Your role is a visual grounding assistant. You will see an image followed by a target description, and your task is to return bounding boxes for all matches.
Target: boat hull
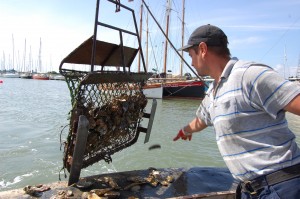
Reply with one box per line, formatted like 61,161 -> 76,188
20,76 -> 32,79
32,74 -> 49,80
2,73 -> 20,78
20,73 -> 32,79
49,74 -> 65,80
163,80 -> 205,98
143,83 -> 163,99
143,80 -> 205,99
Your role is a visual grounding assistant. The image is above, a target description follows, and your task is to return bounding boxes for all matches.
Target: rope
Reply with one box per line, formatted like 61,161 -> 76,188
163,80 -> 200,97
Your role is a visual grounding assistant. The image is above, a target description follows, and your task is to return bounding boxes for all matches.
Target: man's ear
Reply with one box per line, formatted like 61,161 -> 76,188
199,42 -> 208,55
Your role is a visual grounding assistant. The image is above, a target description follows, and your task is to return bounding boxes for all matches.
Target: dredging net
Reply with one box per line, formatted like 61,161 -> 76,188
61,70 -> 150,172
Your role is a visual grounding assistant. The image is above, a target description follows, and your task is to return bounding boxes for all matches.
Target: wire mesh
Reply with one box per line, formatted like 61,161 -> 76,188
61,70 -> 149,171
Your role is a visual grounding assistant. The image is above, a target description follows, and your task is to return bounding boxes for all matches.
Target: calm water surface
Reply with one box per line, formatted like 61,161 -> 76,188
0,77 -> 299,191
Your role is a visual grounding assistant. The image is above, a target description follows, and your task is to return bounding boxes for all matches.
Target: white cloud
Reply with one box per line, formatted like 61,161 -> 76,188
230,36 -> 264,48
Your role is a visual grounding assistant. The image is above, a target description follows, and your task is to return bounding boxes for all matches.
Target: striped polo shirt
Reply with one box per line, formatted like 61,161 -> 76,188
197,57 -> 300,181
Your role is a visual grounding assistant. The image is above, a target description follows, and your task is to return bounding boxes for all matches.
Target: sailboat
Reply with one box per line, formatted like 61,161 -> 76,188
142,0 -> 205,99
3,72 -> 20,78
3,34 -> 20,78
32,38 -> 49,80
20,39 -> 33,79
288,54 -> 300,82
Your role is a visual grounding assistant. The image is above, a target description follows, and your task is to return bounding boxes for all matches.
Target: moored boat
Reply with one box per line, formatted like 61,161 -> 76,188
49,74 -> 65,80
2,73 -> 20,78
139,0 -> 206,99
32,73 -> 49,80
143,81 -> 163,98
144,78 -> 205,99
163,79 -> 205,98
20,72 -> 32,79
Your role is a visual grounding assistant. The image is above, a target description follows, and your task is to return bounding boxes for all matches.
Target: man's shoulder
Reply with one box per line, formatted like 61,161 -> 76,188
234,59 -> 270,70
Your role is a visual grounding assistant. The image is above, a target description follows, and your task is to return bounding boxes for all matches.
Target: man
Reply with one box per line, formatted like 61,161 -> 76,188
174,24 -> 300,198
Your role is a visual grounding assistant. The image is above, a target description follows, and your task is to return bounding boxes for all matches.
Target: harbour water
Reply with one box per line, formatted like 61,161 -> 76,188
0,77 -> 300,192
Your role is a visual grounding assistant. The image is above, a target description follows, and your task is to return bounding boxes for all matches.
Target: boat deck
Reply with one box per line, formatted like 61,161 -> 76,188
0,167 -> 237,198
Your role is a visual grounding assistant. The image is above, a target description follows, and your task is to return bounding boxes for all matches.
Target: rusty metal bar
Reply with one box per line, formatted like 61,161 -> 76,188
68,115 -> 89,186
119,31 -> 127,72
98,22 -> 138,37
106,0 -> 147,73
144,99 -> 157,143
91,0 -> 101,72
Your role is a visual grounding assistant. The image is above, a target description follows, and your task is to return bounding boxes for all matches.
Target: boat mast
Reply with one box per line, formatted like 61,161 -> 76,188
297,54 -> 300,79
137,1 -> 143,73
17,50 -> 20,71
141,0 -> 204,82
163,0 -> 171,74
29,46 -> 32,72
39,38 -> 42,72
12,34 -> 14,71
284,45 -> 287,78
2,51 -> 5,71
180,0 -> 185,77
23,39 -> 27,72
146,6 -> 149,71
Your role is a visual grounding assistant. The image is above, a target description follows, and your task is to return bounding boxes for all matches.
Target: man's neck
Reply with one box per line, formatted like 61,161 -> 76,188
210,57 -> 230,80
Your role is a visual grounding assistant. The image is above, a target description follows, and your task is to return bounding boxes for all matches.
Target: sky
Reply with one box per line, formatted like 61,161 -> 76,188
0,0 -> 299,78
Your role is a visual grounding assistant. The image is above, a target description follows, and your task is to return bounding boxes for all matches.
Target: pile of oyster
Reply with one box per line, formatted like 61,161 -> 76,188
85,92 -> 147,153
65,92 -> 148,169
79,169 -> 174,199
88,93 -> 146,133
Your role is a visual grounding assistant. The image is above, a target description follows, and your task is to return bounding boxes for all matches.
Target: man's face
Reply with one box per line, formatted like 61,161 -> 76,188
188,44 -> 208,76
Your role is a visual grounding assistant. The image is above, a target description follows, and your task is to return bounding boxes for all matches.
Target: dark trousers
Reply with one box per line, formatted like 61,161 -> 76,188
240,177 -> 300,199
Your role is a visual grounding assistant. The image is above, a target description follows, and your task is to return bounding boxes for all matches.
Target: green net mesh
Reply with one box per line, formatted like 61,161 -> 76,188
61,69 -> 150,171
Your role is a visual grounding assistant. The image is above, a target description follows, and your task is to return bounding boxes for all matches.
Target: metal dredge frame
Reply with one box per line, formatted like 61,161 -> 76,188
59,0 -> 154,176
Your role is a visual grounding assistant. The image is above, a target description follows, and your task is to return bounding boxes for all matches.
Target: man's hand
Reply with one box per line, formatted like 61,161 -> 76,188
173,129 -> 192,141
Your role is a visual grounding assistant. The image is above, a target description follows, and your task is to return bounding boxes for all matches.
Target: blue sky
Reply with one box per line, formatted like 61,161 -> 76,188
0,0 -> 299,78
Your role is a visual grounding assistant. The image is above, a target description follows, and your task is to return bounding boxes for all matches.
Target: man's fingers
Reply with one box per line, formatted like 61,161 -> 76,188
173,135 -> 180,141
173,130 -> 191,141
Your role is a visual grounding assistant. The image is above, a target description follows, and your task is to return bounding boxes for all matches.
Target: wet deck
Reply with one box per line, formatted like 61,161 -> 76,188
0,167 -> 237,198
